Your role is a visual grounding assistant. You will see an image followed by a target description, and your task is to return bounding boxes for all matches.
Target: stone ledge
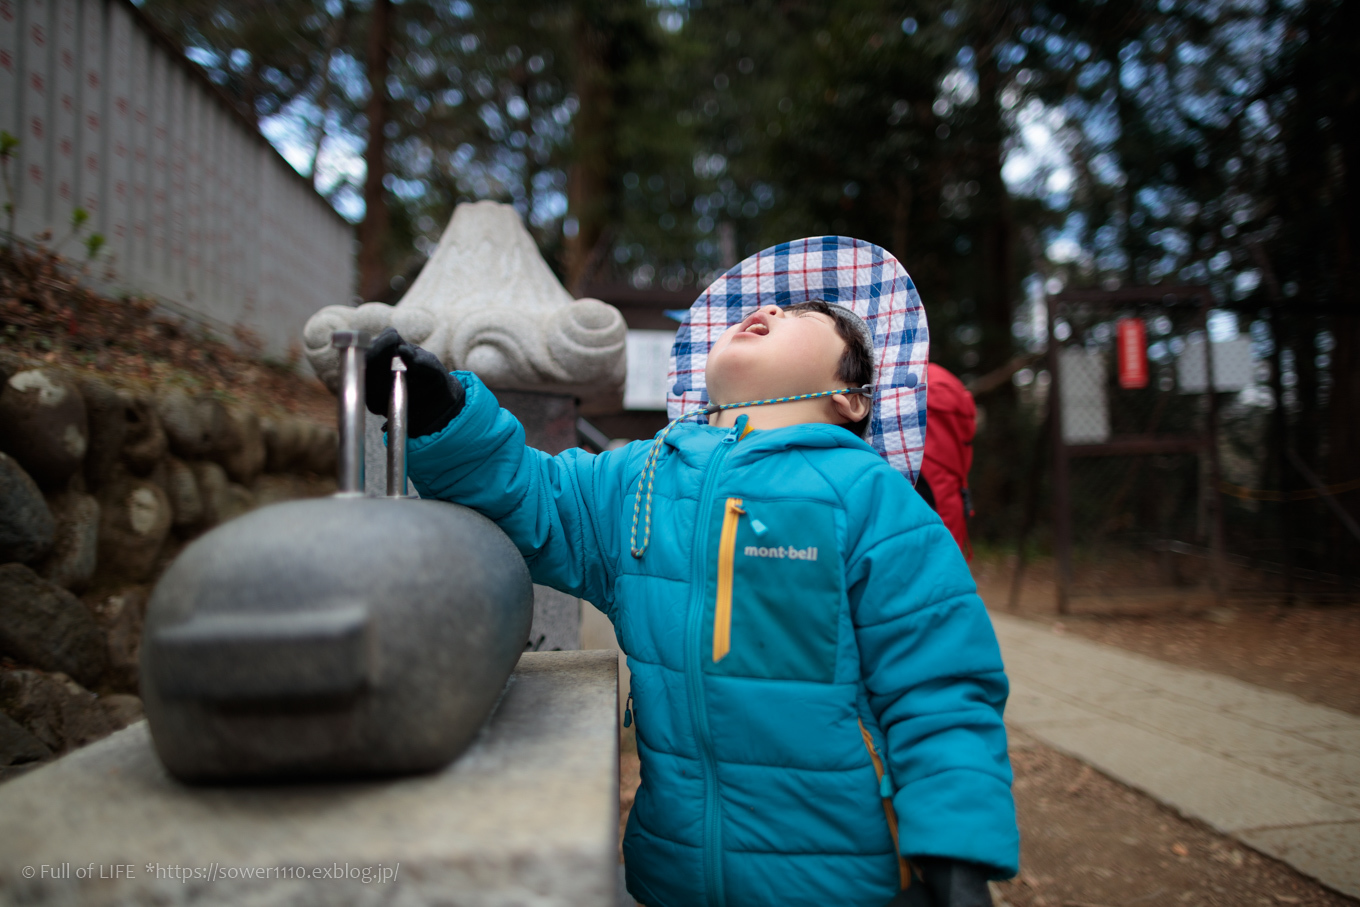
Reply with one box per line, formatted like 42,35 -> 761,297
0,650 -> 619,907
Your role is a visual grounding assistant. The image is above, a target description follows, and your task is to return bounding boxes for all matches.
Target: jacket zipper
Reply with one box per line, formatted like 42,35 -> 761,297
712,498 -> 745,663
687,418 -> 744,907
857,718 -> 912,890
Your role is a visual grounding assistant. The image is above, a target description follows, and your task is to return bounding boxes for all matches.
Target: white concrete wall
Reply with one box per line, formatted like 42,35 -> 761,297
0,0 -> 354,358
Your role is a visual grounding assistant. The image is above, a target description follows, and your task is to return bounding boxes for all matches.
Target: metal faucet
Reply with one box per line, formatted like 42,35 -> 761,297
331,329 -> 411,499
387,357 -> 409,497
332,330 -> 370,496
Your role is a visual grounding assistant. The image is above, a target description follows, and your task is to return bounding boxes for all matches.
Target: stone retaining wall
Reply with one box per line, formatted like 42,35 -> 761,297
0,362 -> 338,781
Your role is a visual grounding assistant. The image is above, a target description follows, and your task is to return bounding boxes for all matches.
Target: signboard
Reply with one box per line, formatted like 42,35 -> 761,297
1176,335 -> 1253,393
624,330 -> 676,411
1059,348 -> 1110,445
1116,317 -> 1148,389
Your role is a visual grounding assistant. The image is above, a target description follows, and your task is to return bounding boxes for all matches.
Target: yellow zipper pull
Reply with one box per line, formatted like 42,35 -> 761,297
713,497 -> 745,663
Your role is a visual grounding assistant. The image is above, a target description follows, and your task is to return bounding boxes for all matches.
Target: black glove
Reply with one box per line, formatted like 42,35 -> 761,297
886,859 -> 994,907
363,327 -> 466,438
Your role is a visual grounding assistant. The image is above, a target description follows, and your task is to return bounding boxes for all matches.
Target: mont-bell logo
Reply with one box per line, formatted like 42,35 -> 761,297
743,545 -> 818,561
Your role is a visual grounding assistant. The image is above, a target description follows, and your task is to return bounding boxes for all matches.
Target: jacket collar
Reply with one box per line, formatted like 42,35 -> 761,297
660,419 -> 874,467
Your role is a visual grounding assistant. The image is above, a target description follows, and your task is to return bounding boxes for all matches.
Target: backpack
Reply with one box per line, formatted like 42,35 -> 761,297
918,363 -> 976,560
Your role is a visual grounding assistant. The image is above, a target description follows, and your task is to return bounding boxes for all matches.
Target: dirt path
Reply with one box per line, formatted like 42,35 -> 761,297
971,555 -> 1360,717
993,727 -> 1354,907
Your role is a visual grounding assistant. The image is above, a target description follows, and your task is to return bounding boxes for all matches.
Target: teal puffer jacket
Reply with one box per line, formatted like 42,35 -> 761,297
407,374 -> 1018,907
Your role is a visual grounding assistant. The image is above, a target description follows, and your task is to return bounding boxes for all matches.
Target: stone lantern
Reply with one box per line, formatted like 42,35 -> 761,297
301,202 -> 628,652
303,200 -> 626,413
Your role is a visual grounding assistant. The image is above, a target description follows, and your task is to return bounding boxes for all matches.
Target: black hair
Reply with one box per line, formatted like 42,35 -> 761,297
784,299 -> 873,436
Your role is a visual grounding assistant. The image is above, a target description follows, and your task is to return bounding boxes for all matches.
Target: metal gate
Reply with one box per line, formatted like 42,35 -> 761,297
1046,287 -> 1226,612
1037,284 -> 1359,612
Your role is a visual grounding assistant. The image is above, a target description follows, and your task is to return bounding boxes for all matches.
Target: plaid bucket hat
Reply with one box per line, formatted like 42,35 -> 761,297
666,235 -> 930,483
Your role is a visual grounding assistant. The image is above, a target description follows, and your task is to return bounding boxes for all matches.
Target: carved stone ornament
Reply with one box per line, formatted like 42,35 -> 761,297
304,201 -> 627,412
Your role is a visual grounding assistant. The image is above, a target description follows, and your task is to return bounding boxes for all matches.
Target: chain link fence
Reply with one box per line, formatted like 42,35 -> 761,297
1039,288 -> 1358,612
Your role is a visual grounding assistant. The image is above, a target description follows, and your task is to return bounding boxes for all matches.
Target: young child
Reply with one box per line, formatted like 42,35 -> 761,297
365,237 -> 1018,907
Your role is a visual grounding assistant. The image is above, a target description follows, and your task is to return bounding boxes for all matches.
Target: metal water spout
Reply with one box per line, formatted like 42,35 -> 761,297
387,356 -> 409,497
140,332 -> 534,782
333,329 -> 368,496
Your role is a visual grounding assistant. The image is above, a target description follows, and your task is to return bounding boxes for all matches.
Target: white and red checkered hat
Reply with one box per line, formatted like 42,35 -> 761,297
666,236 -> 930,483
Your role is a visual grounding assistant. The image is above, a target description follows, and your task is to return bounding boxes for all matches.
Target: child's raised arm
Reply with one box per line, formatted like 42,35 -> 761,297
402,370 -> 633,620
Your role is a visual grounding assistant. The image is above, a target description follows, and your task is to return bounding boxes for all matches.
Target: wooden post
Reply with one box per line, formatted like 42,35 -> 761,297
1201,301 -> 1229,603
1048,296 -> 1072,614
1007,403 -> 1051,612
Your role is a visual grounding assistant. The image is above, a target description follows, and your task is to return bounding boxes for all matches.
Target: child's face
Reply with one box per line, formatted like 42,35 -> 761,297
705,305 -> 849,406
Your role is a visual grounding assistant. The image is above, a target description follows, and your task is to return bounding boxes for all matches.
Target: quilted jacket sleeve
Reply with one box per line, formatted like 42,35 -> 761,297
843,462 -> 1019,878
403,372 -> 632,621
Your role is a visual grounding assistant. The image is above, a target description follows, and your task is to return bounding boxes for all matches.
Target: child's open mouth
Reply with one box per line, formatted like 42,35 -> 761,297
735,314 -> 771,336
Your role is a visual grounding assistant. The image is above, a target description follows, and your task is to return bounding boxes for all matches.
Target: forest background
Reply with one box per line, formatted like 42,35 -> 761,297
136,0 -> 1359,577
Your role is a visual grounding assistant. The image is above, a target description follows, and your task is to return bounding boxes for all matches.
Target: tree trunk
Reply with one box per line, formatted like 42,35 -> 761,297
976,161 -> 1015,373
1324,137 -> 1359,559
1326,0 -> 1360,510
973,5 -> 1018,378
564,3 -> 614,295
357,0 -> 392,303
1328,314 -> 1359,480
891,175 -> 913,265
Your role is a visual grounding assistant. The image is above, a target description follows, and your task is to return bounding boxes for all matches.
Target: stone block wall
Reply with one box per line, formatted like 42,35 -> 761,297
0,362 -> 338,782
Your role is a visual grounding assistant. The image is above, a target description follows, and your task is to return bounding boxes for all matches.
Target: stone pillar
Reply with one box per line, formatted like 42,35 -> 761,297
496,390 -> 579,454
0,651 -> 620,907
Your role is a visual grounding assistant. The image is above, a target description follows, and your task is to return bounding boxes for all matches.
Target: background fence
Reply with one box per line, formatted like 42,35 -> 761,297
1038,288 -> 1360,613
0,0 -> 354,358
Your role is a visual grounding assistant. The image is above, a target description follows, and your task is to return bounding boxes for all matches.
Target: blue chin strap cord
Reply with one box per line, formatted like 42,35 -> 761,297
629,385 -> 873,558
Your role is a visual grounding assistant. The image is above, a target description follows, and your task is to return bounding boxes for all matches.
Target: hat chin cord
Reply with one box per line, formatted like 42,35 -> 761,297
629,385 -> 874,558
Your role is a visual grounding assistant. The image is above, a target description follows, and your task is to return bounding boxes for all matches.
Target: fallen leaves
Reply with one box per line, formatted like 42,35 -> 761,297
1065,765 -> 1094,796
0,244 -> 334,425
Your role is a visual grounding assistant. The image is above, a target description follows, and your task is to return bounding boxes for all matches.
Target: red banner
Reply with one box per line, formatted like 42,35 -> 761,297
1117,317 -> 1148,389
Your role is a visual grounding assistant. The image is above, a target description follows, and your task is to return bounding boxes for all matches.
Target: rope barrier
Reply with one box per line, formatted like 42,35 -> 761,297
1219,477 -> 1360,502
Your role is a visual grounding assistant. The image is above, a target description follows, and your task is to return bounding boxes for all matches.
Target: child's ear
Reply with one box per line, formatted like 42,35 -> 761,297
831,391 -> 870,424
